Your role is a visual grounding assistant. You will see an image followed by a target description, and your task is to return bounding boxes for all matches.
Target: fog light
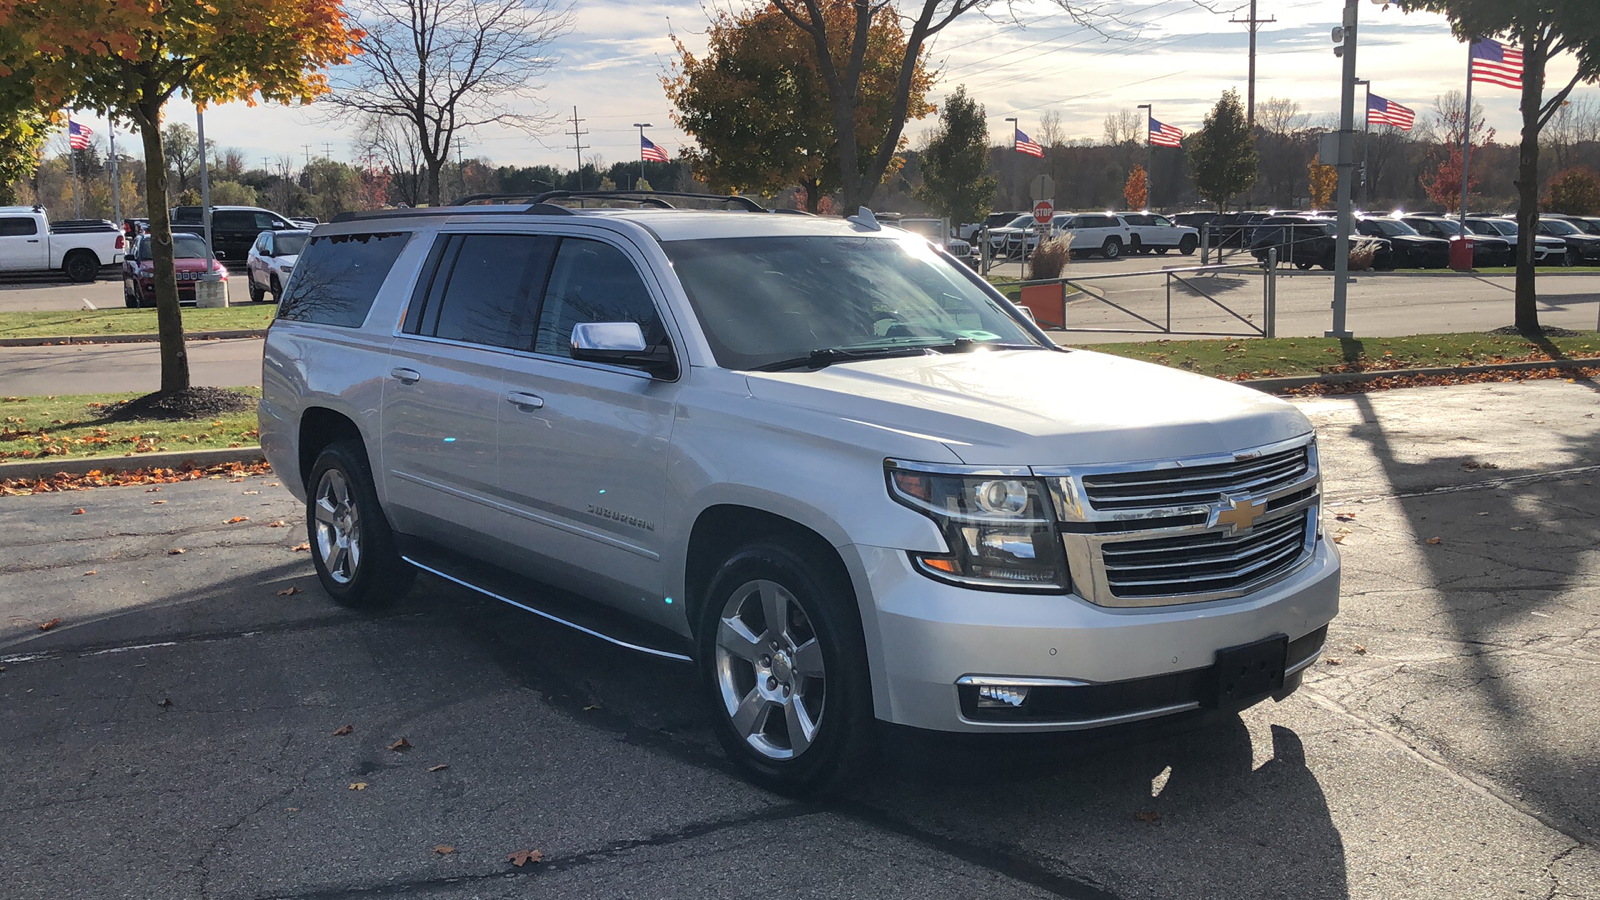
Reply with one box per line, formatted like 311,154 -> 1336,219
976,685 -> 1030,708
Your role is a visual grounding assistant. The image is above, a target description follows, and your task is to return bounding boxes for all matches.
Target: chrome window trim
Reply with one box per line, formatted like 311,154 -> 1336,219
389,331 -> 659,381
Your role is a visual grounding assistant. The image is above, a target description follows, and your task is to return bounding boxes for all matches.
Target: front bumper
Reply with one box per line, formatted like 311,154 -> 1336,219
846,538 -> 1340,733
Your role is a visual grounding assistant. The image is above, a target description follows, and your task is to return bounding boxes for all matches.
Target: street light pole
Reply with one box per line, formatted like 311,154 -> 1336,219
632,123 -> 652,191
1004,117 -> 1018,207
1136,103 -> 1152,208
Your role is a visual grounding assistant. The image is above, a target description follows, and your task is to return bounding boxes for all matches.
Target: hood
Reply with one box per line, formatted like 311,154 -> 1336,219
1389,234 -> 1447,246
173,258 -> 215,272
743,348 -> 1310,468
275,253 -> 299,267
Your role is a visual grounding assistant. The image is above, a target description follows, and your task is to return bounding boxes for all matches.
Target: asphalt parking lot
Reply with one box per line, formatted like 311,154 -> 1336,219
2,378 -> 1598,899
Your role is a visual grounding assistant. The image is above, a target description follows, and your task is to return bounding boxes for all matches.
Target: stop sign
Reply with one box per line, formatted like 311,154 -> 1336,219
1032,200 -> 1054,225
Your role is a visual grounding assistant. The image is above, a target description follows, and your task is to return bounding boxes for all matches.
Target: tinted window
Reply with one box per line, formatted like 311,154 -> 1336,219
172,235 -> 211,259
277,232 -> 410,328
1084,216 -> 1118,228
254,212 -> 278,231
0,216 -> 38,237
428,233 -> 555,349
1123,214 -> 1153,226
275,233 -> 309,256
1540,219 -> 1579,235
1152,216 -> 1174,227
213,211 -> 253,231
535,239 -> 662,358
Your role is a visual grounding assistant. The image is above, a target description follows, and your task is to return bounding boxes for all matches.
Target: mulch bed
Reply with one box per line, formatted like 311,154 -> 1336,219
99,387 -> 256,423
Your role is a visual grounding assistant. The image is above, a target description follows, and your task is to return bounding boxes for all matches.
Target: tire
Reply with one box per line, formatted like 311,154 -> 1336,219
63,250 -> 98,283
697,540 -> 874,796
1562,250 -> 1575,268
1128,236 -> 1143,255
1296,261 -> 1314,271
1178,234 -> 1198,255
1101,237 -> 1122,259
305,440 -> 414,608
248,276 -> 265,303
269,275 -> 283,303
124,287 -> 138,309
1154,247 -> 1170,256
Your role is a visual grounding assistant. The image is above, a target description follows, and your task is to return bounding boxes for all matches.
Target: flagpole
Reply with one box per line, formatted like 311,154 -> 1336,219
633,122 -> 652,191
1359,81 -> 1370,209
1460,40 -> 1474,229
107,112 -> 120,224
68,120 -> 82,219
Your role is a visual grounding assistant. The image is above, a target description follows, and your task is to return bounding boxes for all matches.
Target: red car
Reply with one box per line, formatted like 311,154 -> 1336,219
122,233 -> 229,307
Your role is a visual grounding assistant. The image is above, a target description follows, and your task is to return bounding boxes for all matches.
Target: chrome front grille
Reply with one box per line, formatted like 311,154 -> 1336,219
1080,445 -> 1309,511
1100,509 -> 1312,599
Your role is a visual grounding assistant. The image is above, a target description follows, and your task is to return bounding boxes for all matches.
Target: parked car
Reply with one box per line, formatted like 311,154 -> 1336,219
122,232 -> 229,307
1214,211 -> 1271,248
260,192 -> 1339,794
987,213 -> 1039,259
170,205 -> 299,264
1547,214 -> 1600,238
0,206 -> 124,282
1464,217 -> 1567,265
960,211 -> 1024,242
121,217 -> 150,239
245,229 -> 310,302
1116,212 -> 1200,256
897,218 -> 977,267
1249,216 -> 1394,270
1400,216 -> 1512,267
1051,212 -> 1134,258
1352,217 -> 1449,269
1536,216 -> 1600,265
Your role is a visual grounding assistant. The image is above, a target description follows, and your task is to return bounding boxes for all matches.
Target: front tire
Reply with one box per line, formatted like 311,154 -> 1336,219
1101,237 -> 1123,259
248,275 -> 265,303
269,275 -> 284,303
697,541 -> 874,796
1179,234 -> 1198,255
305,440 -> 413,608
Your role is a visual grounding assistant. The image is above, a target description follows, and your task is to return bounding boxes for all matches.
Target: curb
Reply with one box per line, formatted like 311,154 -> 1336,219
0,330 -> 266,347
0,446 -> 267,482
1242,356 -> 1600,393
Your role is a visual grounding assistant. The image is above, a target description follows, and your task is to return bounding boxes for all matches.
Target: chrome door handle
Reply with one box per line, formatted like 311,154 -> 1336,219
389,367 -> 421,384
505,391 -> 544,410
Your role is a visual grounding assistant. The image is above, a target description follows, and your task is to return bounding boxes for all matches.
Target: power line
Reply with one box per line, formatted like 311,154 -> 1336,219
567,106 -> 589,188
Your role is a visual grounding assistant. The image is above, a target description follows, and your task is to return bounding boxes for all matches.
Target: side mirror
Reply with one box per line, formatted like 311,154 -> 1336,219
570,322 -> 677,379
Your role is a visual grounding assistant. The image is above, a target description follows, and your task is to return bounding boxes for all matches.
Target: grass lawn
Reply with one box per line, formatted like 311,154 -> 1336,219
1087,331 -> 1600,380
0,306 -> 275,339
0,388 -> 260,463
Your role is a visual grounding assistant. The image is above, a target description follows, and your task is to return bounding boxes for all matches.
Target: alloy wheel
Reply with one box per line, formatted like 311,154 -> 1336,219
713,579 -> 826,760
313,469 -> 362,585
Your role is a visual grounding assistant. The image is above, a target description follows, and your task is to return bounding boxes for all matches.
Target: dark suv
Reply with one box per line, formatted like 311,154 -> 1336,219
170,205 -> 298,264
1249,216 -> 1393,270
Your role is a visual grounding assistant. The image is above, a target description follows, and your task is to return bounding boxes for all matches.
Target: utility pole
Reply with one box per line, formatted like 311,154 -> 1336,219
1327,0 -> 1361,339
197,109 -> 212,259
1231,0 -> 1276,127
567,107 -> 589,191
1004,116 -> 1018,207
324,142 -> 333,161
456,144 -> 466,199
302,144 -> 311,177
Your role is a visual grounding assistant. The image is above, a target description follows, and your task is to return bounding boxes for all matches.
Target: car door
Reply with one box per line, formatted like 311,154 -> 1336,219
0,215 -> 47,270
1148,214 -> 1180,249
493,234 -> 679,616
247,233 -> 269,288
381,231 -> 549,554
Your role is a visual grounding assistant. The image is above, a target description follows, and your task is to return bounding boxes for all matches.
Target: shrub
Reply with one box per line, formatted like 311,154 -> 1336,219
1545,167 -> 1600,215
1029,235 -> 1073,279
1348,238 -> 1380,271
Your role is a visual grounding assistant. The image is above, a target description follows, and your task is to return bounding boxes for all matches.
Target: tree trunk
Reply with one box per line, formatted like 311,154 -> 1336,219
426,159 -> 442,207
135,107 -> 190,395
802,177 -> 822,213
1513,35 -> 1546,333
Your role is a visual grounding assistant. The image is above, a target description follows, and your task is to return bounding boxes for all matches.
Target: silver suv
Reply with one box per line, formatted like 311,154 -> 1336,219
261,192 -> 1340,794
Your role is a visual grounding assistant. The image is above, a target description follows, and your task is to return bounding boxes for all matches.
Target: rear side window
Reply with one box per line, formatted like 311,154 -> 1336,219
1124,214 -> 1152,226
277,232 -> 410,328
417,233 -> 556,349
534,239 -> 663,358
0,216 -> 38,236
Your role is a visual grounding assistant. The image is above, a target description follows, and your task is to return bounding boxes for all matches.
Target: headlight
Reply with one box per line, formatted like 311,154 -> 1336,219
886,461 -> 1068,591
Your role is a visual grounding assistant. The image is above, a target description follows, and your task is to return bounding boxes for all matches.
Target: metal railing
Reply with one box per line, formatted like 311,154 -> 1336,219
1011,250 -> 1278,338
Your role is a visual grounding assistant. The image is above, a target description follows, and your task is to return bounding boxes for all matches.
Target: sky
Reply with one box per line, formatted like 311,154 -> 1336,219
59,0 -> 1600,172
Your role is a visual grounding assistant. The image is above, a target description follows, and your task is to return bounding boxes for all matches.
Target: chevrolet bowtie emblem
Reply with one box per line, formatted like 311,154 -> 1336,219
1214,494 -> 1267,533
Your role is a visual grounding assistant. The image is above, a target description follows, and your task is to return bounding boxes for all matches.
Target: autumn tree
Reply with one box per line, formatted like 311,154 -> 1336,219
1122,165 -> 1147,210
665,2 -> 932,212
0,107 -> 54,204
1394,0 -> 1600,332
1544,167 -> 1600,214
1187,89 -> 1258,210
914,86 -> 993,227
1308,154 -> 1337,208
327,0 -> 572,207
0,0 -> 359,396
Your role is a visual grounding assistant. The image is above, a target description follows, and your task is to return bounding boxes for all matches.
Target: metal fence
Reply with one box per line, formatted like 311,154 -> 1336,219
1010,251 -> 1279,338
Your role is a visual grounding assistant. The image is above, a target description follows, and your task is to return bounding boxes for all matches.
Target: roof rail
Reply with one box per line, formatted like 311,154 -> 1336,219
453,191 -> 555,205
329,203 -> 574,224
530,190 -> 767,212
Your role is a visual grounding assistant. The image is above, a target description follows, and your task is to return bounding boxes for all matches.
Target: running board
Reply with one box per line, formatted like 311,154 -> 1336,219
398,543 -> 693,663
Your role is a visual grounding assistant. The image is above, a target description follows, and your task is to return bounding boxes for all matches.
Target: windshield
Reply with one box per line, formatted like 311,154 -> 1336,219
136,234 -> 211,260
275,233 -> 310,256
1475,219 -> 1516,236
1422,218 -> 1462,236
664,235 -> 1046,371
1565,218 -> 1600,235
1363,219 -> 1419,237
1540,219 -> 1580,235
1004,215 -> 1033,229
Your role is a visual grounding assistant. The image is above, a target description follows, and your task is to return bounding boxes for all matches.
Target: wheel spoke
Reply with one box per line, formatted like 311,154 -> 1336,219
717,616 -> 764,664
331,475 -> 350,507
314,497 -> 338,525
760,583 -> 789,645
345,535 -> 361,574
729,687 -> 770,740
784,696 -> 818,755
329,544 -> 348,578
790,638 -> 824,679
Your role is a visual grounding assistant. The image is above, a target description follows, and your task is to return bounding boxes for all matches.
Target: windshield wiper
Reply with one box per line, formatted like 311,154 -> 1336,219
753,345 -> 936,372
923,338 -> 1043,354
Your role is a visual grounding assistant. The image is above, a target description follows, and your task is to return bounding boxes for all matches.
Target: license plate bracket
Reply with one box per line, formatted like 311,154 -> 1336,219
1208,634 -> 1289,710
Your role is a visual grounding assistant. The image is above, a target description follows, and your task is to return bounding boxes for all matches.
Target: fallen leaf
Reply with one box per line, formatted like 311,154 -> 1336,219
265,482 -> 281,487
146,486 -> 162,492
242,490 -> 260,495
83,570 -> 96,576
1325,657 -> 1344,666
1334,512 -> 1356,522
332,724 -> 354,736
389,737 -> 412,752
226,516 -> 250,524
1354,645 -> 1367,654
507,849 -> 544,867
168,547 -> 185,554
276,586 -> 304,596
71,508 -> 85,515
432,845 -> 455,855
267,520 -> 287,528
1425,537 -> 1442,545
1134,811 -> 1161,823
428,763 -> 449,772
152,500 -> 167,505
583,704 -> 601,711
157,698 -> 172,707
349,782 -> 367,791
287,807 -> 300,812
1332,534 -> 1345,544
291,542 -> 311,552
37,617 -> 61,632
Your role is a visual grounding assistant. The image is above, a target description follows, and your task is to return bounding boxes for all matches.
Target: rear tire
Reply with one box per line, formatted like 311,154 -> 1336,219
305,439 -> 414,608
697,540 -> 874,797
1101,238 -> 1122,259
63,250 -> 98,283
1562,250 -> 1575,268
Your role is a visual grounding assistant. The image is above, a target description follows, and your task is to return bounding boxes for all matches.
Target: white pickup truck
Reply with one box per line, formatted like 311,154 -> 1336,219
0,206 -> 126,282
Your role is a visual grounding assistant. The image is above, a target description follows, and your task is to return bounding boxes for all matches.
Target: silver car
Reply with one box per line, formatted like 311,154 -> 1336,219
260,195 -> 1339,794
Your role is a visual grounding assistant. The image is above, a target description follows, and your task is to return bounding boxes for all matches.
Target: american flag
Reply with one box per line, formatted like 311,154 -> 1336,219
68,119 -> 93,150
1149,117 -> 1183,148
640,135 -> 669,163
1367,93 -> 1415,131
1471,37 -> 1523,90
1013,128 -> 1043,158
